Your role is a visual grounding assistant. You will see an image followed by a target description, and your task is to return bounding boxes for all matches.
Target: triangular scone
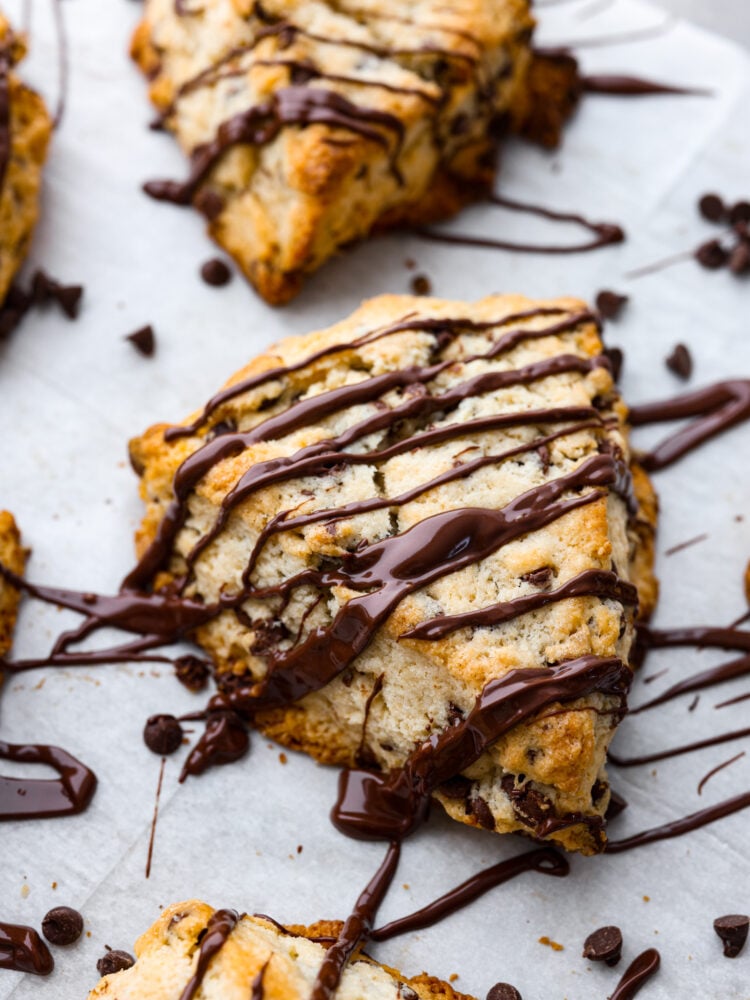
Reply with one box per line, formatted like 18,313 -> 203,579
0,16 -> 52,305
0,511 -> 27,659
88,901 -> 474,1000
131,0 -> 534,304
130,294 -> 657,854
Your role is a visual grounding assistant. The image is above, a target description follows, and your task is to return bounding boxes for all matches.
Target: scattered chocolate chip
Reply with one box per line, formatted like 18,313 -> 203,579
729,201 -> 750,226
595,290 -> 628,320
30,270 -> 83,319
605,789 -> 628,822
125,324 -> 156,357
143,714 -> 184,756
714,914 -> 749,958
470,795 -> 496,830
96,949 -> 135,976
729,241 -> 750,275
486,984 -> 522,1000
665,343 -> 692,380
200,259 -> 232,287
410,274 -> 432,296
42,906 -> 84,946
174,655 -> 210,692
695,238 -> 728,270
603,346 -> 624,382
698,193 -> 726,223
583,925 -> 623,966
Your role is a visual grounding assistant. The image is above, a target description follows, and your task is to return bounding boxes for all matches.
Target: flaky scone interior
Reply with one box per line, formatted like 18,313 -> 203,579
88,901 -> 474,1000
130,294 -> 657,854
131,0 -> 535,303
0,14 -> 52,304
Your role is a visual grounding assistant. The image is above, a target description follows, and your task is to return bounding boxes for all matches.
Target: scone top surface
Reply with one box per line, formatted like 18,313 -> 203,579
131,294 -> 656,854
132,0 -> 534,303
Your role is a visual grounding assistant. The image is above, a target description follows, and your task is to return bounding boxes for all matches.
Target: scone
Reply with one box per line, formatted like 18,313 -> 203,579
0,16 -> 52,308
131,0 -> 535,304
130,294 -> 657,854
88,901 -> 473,1000
0,511 -> 27,658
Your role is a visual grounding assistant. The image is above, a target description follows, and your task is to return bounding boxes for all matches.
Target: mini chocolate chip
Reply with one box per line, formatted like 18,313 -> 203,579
698,193 -> 726,223
200,259 -> 232,287
96,949 -> 135,976
603,346 -> 624,382
521,566 -> 553,589
714,914 -> 749,958
143,714 -> 184,755
471,795 -> 495,830
30,270 -> 84,319
595,290 -> 628,320
583,925 -> 623,966
411,274 -> 432,296
695,239 -> 728,269
486,984 -> 522,1000
729,242 -> 750,275
665,343 -> 692,380
729,201 -> 750,225
42,906 -> 84,946
174,655 -> 210,692
125,324 -> 156,357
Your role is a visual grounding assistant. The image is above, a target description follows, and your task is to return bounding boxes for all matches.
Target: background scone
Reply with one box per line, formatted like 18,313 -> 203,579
0,511 -> 27,658
0,15 -> 52,308
88,901 -> 474,1000
132,0 -> 535,304
130,294 -> 657,854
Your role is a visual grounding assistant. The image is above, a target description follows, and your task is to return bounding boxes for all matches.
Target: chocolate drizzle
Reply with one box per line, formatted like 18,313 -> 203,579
582,75 -> 709,97
0,741 -> 97,821
179,909 -> 240,1000
610,727 -> 750,767
608,948 -> 660,1000
418,194 -> 625,255
0,921 -> 54,975
606,792 -> 750,853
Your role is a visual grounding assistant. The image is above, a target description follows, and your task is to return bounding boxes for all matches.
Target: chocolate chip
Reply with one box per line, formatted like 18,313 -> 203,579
729,242 -> 750,275
583,925 -> 623,966
96,949 -> 135,976
125,324 -> 156,357
30,270 -> 84,319
470,794 -> 496,830
200,259 -> 233,287
438,775 -> 472,801
143,714 -> 184,755
42,906 -> 84,946
695,239 -> 728,269
521,566 -> 553,589
698,193 -> 726,223
174,655 -> 210,692
195,189 -> 224,220
729,201 -> 750,226
486,984 -> 522,1000
665,343 -> 692,380
410,274 -> 432,296
595,290 -> 628,320
713,914 -> 749,958
603,346 -> 624,382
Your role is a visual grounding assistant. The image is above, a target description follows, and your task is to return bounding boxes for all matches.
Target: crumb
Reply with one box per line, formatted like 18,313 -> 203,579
297,845 -> 303,854
278,752 -> 288,765
404,258 -> 416,270
449,974 -> 459,982
643,895 -> 650,902
402,883 -> 410,890
539,936 -> 564,951
20,884 -> 30,899
86,931 -> 91,938
51,882 -> 57,890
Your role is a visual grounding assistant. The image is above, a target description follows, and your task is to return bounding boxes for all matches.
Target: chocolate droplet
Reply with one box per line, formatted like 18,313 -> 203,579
698,193 -> 726,223
143,714 -> 184,756
665,343 -> 692,380
583,924 -> 623,966
595,290 -> 628,320
200,259 -> 233,287
410,274 -> 432,296
486,984 -> 522,1000
42,906 -> 84,946
96,949 -> 135,976
125,325 -> 156,357
713,914 -> 749,958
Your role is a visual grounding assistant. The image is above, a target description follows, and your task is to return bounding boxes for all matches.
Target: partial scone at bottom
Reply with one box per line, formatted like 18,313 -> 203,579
132,0 -> 536,304
131,294 -> 657,854
0,511 -> 27,658
88,902 -> 472,999
0,15 -> 52,306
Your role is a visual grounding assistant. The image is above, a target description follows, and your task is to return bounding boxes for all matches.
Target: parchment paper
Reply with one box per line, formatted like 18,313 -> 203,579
1,1 -> 749,997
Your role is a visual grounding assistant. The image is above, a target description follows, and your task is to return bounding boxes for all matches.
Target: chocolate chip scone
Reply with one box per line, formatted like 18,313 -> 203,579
130,294 -> 657,854
88,901 -> 473,1000
0,15 -> 52,308
0,511 -> 27,658
132,0 -> 535,304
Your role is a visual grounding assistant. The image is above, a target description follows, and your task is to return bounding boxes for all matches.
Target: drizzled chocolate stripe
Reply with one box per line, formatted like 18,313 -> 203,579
0,742 -> 97,821
402,569 -> 637,641
331,653 -> 629,842
179,909 -> 239,1000
144,86 -> 405,206
606,791 -> 750,853
610,727 -> 750,767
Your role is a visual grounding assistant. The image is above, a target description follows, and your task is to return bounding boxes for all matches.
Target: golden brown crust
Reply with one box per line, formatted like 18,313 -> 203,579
0,511 -> 28,659
0,16 -> 52,305
87,901 -> 477,999
130,293 -> 658,854
132,0 -> 535,304
515,50 -> 582,150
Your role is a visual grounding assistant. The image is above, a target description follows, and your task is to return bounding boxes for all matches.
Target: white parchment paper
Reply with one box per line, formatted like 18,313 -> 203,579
1,1 -> 749,997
